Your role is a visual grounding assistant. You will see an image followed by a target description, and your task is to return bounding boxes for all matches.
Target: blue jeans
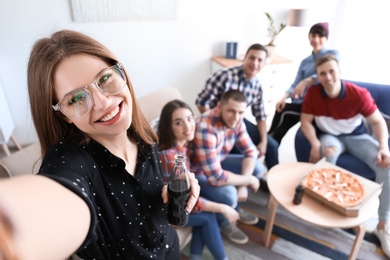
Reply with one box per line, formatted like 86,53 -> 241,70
320,133 -> 390,222
231,118 -> 279,169
187,212 -> 227,260
196,154 -> 264,228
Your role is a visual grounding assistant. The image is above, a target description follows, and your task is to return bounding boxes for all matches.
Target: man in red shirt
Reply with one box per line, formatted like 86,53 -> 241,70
301,54 -> 390,257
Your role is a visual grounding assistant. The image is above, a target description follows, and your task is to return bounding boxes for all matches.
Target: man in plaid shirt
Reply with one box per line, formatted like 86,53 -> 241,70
192,90 -> 264,244
196,43 -> 279,171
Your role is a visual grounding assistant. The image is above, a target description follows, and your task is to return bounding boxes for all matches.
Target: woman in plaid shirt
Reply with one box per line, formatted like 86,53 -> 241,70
158,99 -> 239,260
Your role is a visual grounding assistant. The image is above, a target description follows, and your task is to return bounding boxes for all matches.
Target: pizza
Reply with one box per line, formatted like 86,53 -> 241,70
302,167 -> 365,207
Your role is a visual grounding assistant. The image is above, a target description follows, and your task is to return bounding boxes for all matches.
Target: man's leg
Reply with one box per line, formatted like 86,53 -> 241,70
195,174 -> 249,244
195,175 -> 237,227
319,134 -> 345,164
265,136 -> 279,169
222,154 -> 261,225
342,134 -> 390,257
242,118 -> 279,169
221,153 -> 266,179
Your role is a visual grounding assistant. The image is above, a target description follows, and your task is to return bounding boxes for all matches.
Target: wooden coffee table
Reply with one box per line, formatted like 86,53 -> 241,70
263,162 -> 380,260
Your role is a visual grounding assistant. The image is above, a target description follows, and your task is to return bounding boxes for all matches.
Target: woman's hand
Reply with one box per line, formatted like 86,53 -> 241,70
185,172 -> 200,213
292,77 -> 313,99
161,172 -> 200,212
220,204 -> 239,224
161,185 -> 168,203
275,93 -> 289,112
275,99 -> 286,112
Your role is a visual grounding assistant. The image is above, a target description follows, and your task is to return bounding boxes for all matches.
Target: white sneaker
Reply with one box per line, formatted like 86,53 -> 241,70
374,227 -> 390,257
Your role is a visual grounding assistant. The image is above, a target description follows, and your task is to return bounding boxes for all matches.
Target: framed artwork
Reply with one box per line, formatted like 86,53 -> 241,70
70,0 -> 177,22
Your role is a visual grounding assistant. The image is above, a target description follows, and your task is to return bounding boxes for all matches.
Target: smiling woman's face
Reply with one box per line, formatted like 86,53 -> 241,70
309,33 -> 327,53
171,108 -> 195,146
54,54 -> 132,143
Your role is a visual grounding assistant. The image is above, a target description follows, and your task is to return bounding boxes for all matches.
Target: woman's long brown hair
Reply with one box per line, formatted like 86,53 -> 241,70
27,30 -> 157,156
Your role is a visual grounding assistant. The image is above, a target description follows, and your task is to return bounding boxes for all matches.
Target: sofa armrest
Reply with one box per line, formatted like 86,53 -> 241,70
0,143 -> 41,178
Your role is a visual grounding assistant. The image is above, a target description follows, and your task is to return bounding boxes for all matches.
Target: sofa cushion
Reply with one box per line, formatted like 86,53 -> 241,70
382,113 -> 390,133
137,87 -> 182,122
347,80 -> 390,121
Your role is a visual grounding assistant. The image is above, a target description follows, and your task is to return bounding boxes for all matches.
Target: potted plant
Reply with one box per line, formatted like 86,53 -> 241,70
265,12 -> 287,46
264,12 -> 287,57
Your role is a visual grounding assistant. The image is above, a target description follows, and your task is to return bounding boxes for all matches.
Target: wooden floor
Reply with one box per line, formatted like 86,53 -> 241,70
181,190 -> 290,260
181,188 -> 386,260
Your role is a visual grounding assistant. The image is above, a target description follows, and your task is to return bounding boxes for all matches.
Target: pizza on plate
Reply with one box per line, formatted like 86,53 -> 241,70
302,167 -> 365,207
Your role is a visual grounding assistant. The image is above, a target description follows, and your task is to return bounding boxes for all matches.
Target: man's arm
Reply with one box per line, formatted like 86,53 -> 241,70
235,156 -> 258,202
196,70 -> 227,114
365,109 -> 390,168
256,120 -> 268,157
193,126 -> 230,185
300,112 -> 322,163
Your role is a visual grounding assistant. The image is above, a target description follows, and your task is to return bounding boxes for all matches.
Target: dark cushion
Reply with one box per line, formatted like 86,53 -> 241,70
347,80 -> 390,118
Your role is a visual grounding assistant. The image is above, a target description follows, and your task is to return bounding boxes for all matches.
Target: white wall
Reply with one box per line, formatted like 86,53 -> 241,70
0,0 -> 387,145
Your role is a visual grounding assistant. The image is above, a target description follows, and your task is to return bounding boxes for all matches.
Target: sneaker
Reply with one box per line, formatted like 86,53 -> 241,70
374,227 -> 390,257
220,223 -> 249,244
238,208 -> 259,225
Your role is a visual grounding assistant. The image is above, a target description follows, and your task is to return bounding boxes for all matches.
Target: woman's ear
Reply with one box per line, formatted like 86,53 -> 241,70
66,119 -> 73,124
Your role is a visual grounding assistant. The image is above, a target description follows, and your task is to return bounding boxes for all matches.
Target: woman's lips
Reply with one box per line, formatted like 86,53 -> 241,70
97,102 -> 122,123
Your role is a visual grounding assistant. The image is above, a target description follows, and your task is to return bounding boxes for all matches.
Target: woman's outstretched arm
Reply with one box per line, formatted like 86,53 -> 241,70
0,175 -> 90,260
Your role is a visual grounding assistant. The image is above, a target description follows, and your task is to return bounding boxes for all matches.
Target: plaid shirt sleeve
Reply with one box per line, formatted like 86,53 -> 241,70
193,122 -> 230,186
234,122 -> 259,158
158,150 -> 176,178
191,196 -> 207,213
195,69 -> 227,109
251,80 -> 266,121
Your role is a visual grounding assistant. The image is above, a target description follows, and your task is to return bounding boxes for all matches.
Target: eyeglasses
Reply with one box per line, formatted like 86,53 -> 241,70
52,63 -> 126,118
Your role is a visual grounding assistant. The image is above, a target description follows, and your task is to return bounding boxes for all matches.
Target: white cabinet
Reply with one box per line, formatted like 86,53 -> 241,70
211,56 -> 295,129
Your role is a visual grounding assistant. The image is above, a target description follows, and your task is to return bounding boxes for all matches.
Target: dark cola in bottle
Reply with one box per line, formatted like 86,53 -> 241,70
167,154 -> 191,227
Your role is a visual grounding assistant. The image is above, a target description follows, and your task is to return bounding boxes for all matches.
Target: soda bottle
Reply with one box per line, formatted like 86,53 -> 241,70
167,154 -> 191,227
